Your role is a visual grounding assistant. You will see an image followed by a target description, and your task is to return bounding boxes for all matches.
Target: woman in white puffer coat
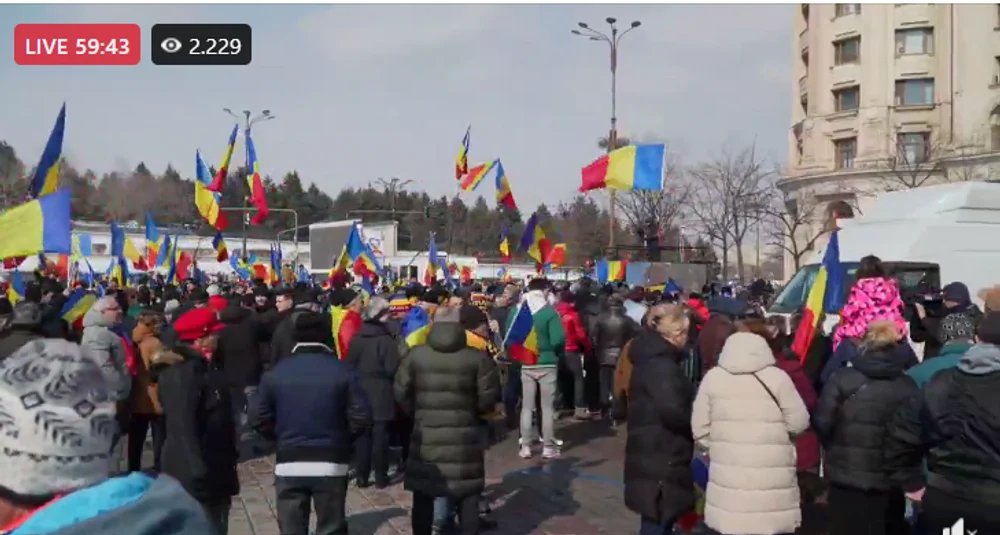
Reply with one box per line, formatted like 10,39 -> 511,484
691,332 -> 810,535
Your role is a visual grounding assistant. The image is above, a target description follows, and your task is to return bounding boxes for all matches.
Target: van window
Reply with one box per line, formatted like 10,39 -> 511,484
770,262 -> 940,314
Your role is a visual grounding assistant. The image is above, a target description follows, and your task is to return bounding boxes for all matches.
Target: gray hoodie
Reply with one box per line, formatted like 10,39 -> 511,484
80,307 -> 131,401
957,342 -> 1000,375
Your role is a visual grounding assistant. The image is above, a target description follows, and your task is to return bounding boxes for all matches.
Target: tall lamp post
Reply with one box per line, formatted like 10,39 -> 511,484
222,107 -> 275,260
572,17 -> 641,251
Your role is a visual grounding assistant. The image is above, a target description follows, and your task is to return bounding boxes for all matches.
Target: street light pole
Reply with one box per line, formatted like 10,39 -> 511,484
572,17 -> 641,252
374,177 -> 414,221
223,107 -> 275,261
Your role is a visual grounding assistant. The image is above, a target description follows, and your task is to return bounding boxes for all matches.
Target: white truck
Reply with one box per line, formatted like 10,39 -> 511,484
768,181 -> 1000,333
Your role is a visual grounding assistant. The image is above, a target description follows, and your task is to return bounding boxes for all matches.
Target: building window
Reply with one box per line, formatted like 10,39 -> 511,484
834,37 -> 860,65
994,57 -> 1000,86
835,4 -> 861,17
895,78 -> 934,106
897,132 -> 930,164
895,28 -> 934,55
833,86 -> 860,112
834,138 -> 857,169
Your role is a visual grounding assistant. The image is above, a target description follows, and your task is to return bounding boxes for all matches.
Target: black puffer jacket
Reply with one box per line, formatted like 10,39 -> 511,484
624,328 -> 695,524
155,343 -> 239,504
216,305 -> 265,388
885,343 -> 1000,505
345,321 -> 401,422
813,345 -> 918,490
593,304 -> 638,366
394,321 -> 500,499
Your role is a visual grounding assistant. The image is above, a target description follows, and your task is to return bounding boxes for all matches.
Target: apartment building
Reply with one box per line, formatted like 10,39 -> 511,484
778,3 -> 1000,272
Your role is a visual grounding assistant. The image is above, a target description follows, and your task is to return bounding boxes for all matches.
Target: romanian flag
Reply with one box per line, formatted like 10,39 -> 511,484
495,161 -> 518,211
29,103 -> 66,198
504,302 -> 539,365
580,144 -> 665,192
519,212 -> 552,265
460,265 -> 473,285
195,151 -> 228,231
110,222 -> 147,270
2,257 -> 26,270
424,233 -> 439,285
269,244 -> 281,285
70,234 -> 93,261
459,159 -> 496,192
6,270 -> 25,304
0,188 -> 72,260
596,259 -> 627,283
245,129 -> 269,225
791,230 -> 843,361
401,306 -> 431,348
230,252 -> 251,279
546,243 -> 567,267
144,213 -> 163,266
206,124 -> 238,192
499,226 -> 511,264
455,125 -> 470,180
61,288 -> 97,330
213,232 -> 229,262
333,224 -> 379,276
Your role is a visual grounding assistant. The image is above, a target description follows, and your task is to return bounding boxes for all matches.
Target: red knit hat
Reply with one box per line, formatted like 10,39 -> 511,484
173,308 -> 224,342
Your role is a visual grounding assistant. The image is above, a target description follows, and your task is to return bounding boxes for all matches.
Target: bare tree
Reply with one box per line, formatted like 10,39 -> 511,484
762,188 -> 828,272
877,136 -> 992,191
689,186 -> 732,279
613,153 -> 690,247
689,144 -> 773,280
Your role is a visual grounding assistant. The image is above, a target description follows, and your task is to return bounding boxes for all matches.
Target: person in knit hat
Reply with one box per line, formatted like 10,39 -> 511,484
907,312 -> 977,389
0,339 -> 214,534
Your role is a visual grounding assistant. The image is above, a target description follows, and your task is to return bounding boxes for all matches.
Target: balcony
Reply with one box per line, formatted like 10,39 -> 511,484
799,28 -> 809,57
799,76 -> 808,98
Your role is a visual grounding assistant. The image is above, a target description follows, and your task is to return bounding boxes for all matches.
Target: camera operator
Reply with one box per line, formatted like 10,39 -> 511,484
911,281 -> 982,360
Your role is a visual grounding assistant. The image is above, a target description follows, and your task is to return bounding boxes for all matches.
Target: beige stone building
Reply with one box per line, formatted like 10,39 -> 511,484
777,3 -> 1000,274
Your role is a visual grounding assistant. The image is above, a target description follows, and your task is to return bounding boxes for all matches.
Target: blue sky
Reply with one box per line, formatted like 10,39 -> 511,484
1,4 -> 792,212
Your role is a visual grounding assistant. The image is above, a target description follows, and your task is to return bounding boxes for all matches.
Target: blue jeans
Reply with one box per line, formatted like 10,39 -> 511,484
433,497 -> 456,529
639,516 -> 674,535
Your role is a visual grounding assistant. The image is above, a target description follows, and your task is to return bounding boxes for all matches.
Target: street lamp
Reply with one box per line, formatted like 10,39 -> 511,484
571,17 -> 642,251
222,107 -> 276,259
374,177 -> 414,221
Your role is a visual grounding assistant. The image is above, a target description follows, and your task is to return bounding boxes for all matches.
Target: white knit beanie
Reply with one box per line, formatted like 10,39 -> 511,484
0,339 -> 116,498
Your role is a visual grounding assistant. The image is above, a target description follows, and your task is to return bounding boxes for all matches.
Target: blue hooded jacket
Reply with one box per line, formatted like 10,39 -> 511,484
7,473 -> 215,535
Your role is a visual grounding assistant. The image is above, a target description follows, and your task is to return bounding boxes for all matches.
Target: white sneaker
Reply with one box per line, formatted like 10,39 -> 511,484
542,445 -> 560,459
518,445 -> 533,459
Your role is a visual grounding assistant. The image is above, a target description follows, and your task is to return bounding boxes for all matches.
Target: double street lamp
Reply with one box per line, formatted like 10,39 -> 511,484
221,107 -> 275,259
572,17 -> 642,250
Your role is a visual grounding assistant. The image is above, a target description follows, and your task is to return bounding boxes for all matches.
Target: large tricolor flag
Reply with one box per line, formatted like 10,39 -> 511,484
144,213 -> 164,266
504,302 -> 539,365
455,125 -> 470,180
245,129 -> 269,225
580,144 -> 666,192
459,159 -> 496,192
519,212 -> 552,265
213,232 -> 229,262
790,231 -> 843,361
29,103 -> 66,198
206,124 -> 238,192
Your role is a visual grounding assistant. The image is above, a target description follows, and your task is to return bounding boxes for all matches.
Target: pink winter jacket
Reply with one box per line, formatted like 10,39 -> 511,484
832,277 -> 907,350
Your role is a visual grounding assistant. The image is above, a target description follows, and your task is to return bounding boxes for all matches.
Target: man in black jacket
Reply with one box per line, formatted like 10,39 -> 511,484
252,311 -> 372,535
592,294 -> 638,419
217,294 -> 267,459
269,288 -> 315,365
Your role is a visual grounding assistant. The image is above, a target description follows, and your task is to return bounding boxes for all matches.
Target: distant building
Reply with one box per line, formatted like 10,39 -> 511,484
779,3 -> 1000,274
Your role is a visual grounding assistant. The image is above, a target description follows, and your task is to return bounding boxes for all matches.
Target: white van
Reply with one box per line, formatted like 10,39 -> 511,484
768,181 -> 1000,332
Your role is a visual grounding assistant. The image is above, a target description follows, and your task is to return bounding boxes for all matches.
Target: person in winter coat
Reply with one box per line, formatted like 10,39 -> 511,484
252,311 -> 372,535
394,306 -> 500,535
698,296 -> 741,375
215,296 -> 266,459
345,296 -> 401,489
154,308 -> 239,534
128,311 -> 167,473
736,319 -> 822,499
692,331 -> 809,535
592,294 -> 638,419
80,296 -> 132,403
0,339 -> 216,535
832,255 -> 908,351
912,281 -> 983,360
813,320 -> 918,535
555,290 -> 593,420
906,312 -> 975,389
0,302 -> 44,361
884,311 -> 1000,534
270,288 -> 319,365
623,304 -> 696,535
820,326 -> 919,388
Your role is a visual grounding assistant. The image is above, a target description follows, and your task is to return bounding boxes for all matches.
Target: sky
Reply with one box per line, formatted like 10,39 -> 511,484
0,4 -> 793,214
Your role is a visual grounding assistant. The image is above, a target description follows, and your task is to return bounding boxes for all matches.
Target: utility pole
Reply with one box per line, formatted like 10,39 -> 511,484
223,107 -> 274,261
374,177 -> 414,221
572,17 -> 642,252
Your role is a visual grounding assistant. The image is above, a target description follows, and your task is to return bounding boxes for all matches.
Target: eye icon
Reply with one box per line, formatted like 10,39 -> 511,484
160,37 -> 182,54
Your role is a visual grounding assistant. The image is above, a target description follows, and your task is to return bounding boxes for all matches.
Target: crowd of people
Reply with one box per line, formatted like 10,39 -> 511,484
0,254 -> 997,535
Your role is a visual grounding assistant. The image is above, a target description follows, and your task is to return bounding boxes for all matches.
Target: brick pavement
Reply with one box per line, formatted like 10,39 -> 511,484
229,418 -> 639,535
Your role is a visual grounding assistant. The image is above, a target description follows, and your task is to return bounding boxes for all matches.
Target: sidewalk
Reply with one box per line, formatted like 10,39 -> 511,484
229,418 -> 638,535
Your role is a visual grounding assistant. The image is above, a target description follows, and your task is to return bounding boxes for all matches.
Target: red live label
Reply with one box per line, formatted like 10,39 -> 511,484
14,24 -> 141,66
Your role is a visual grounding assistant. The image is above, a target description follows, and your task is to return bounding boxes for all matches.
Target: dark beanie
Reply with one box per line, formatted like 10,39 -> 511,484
330,288 -> 358,307
459,305 -> 488,331
294,311 -> 332,345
